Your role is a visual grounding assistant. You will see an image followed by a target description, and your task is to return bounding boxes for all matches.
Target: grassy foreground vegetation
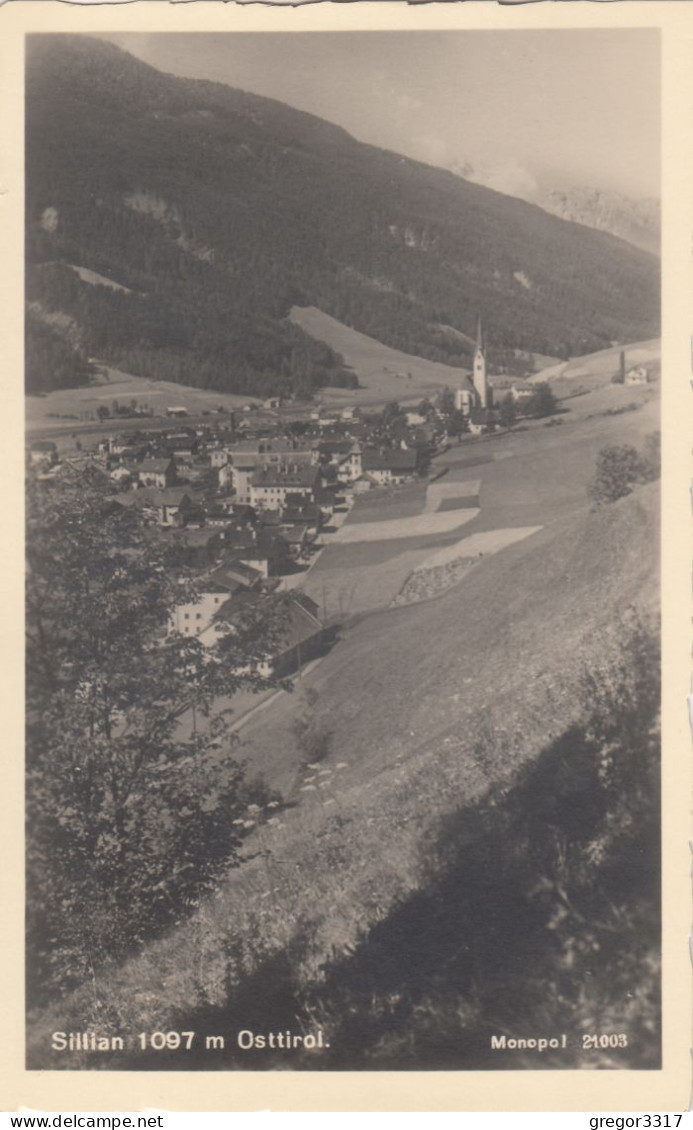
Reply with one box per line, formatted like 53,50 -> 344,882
294,616 -> 660,1070
28,606 -> 659,1071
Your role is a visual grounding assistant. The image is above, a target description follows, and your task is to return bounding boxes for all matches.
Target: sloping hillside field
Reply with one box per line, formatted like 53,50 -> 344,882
289,306 -> 469,406
303,378 -> 657,620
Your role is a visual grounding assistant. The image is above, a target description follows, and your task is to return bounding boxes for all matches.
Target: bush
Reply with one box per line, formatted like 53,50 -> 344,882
588,444 -> 649,505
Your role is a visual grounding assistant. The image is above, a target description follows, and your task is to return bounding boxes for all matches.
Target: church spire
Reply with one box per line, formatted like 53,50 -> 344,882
473,314 -> 488,409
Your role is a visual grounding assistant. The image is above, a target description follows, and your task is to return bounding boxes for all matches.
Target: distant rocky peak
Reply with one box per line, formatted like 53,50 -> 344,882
540,186 -> 660,256
446,156 -> 659,255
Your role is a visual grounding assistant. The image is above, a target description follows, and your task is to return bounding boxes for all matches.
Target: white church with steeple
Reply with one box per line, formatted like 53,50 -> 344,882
455,317 -> 491,416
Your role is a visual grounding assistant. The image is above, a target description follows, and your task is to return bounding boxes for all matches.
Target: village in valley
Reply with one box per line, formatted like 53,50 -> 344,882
26,324 -> 657,696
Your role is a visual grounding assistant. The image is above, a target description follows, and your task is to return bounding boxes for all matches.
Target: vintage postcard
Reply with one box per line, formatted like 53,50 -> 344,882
1,0 -> 690,1113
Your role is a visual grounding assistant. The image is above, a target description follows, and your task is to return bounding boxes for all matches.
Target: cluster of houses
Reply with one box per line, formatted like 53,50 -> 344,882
28,401 -> 448,676
33,319 -> 603,674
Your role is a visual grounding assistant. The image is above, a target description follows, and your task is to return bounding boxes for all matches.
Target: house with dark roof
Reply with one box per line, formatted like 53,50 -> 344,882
168,526 -> 224,568
113,487 -> 195,527
280,496 -> 322,533
318,440 -> 354,464
208,560 -> 264,591
223,527 -> 291,577
336,445 -> 363,484
267,594 -> 325,677
137,457 -> 177,489
169,558 -> 264,646
164,434 -> 199,459
468,408 -> 495,436
360,447 -> 419,486
224,593 -> 326,678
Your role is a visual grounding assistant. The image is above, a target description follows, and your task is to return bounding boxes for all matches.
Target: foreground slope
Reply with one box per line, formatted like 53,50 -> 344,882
27,380 -> 660,1065
28,480 -> 658,1067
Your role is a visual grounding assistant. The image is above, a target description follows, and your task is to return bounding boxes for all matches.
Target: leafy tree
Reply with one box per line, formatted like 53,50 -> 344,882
445,408 -> 468,438
286,420 -> 310,437
291,688 -> 333,770
588,444 -> 648,506
498,394 -> 517,429
26,469 -> 284,1004
436,387 -> 469,437
381,401 -> 404,427
525,381 -> 557,418
436,388 -> 456,417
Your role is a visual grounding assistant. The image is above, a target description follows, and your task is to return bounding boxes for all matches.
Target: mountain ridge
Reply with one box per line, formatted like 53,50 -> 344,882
26,34 -> 660,396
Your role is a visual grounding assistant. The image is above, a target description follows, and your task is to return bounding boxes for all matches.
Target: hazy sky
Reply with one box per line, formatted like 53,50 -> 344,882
106,30 -> 660,199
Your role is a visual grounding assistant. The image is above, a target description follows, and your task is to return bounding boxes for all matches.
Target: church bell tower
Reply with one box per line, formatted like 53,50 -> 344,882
473,317 -> 488,409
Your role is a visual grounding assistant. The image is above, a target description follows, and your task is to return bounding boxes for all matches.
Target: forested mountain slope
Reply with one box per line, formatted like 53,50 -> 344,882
26,35 -> 659,395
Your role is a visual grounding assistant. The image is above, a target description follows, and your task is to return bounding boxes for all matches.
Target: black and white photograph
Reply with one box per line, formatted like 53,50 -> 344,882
18,11 -> 675,1091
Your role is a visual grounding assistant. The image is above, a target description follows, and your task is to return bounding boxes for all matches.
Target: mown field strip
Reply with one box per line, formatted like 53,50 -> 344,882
425,478 -> 481,510
333,508 -> 480,543
413,526 -> 543,572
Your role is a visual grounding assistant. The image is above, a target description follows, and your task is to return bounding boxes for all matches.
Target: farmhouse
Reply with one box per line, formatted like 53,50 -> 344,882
226,593 -> 326,678
508,380 -> 535,401
171,527 -> 224,568
360,448 -> 418,486
137,457 -> 177,489
318,440 -> 354,466
113,487 -> 195,527
224,527 -> 291,577
171,588 -> 232,641
209,448 -> 229,469
169,560 -> 263,645
625,365 -> 649,386
337,446 -> 363,484
468,408 -> 494,436
164,433 -> 198,459
281,496 -> 322,534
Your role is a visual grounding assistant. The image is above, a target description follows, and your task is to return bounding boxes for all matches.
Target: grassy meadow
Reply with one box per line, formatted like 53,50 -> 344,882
289,306 -> 469,406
